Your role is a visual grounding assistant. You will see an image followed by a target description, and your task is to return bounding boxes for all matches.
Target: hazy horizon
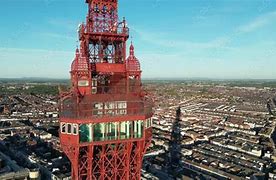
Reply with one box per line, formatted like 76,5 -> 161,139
1,77 -> 276,82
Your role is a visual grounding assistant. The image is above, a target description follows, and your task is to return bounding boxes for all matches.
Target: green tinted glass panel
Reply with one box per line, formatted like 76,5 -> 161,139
79,124 -> 91,143
139,120 -> 144,138
93,123 -> 105,141
133,120 -> 143,138
106,122 -> 117,140
120,122 -> 127,140
133,121 -> 138,138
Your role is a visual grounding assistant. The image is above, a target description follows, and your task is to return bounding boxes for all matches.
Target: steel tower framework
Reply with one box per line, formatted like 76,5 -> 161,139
59,0 -> 153,179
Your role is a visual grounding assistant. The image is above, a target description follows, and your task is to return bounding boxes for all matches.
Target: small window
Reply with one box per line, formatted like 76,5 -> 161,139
106,122 -> 117,140
93,123 -> 105,142
78,80 -> 89,87
147,118 -> 151,127
61,123 -> 66,133
92,87 -> 97,94
92,78 -> 97,87
67,124 -> 72,134
73,124 -> 78,135
139,120 -> 144,138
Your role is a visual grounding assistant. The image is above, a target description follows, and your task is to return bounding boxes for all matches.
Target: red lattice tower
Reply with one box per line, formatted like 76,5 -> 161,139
59,0 -> 153,179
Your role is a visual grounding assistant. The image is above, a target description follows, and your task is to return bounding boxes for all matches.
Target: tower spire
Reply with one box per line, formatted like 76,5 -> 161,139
130,40 -> 135,56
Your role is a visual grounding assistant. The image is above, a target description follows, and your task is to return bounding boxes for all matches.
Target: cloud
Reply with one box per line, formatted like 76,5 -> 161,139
237,11 -> 276,33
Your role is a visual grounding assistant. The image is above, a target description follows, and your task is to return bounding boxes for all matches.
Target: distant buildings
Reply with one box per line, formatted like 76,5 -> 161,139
1,81 -> 276,179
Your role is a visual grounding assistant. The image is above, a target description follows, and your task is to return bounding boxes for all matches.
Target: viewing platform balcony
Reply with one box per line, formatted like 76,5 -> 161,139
60,94 -> 153,120
79,23 -> 129,40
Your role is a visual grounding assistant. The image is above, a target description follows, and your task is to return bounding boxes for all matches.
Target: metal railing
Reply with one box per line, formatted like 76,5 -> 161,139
85,24 -> 129,36
60,96 -> 153,119
94,85 -> 141,94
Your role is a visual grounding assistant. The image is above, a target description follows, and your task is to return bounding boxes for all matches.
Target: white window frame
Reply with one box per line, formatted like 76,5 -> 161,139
92,78 -> 97,87
92,87 -> 97,94
67,123 -> 72,134
73,124 -> 78,135
78,80 -> 89,87
61,123 -> 66,133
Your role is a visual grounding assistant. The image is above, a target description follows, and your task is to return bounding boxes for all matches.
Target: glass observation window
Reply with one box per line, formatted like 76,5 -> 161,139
79,124 -> 92,143
61,123 -> 79,135
78,120 -> 145,143
106,122 -> 117,140
93,123 -> 105,142
119,121 -> 130,140
140,120 -> 144,136
73,124 -> 78,135
133,120 -> 143,138
67,124 -> 72,134
138,120 -> 143,138
133,121 -> 138,138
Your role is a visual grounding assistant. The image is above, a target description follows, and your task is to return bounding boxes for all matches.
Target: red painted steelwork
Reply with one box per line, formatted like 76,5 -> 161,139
59,0 -> 153,179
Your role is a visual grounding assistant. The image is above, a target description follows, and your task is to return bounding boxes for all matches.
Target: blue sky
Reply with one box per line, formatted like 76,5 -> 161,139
0,0 -> 276,79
